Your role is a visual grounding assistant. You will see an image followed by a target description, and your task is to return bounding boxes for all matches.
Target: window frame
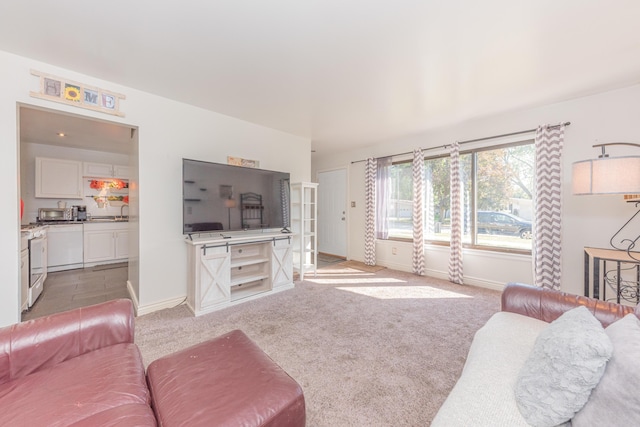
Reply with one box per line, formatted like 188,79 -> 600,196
386,139 -> 534,255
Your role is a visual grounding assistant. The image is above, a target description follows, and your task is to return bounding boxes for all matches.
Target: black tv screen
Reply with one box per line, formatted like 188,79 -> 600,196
182,159 -> 290,234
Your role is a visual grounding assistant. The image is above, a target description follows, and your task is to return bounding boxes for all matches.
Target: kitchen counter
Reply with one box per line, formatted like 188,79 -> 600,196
25,217 -> 129,226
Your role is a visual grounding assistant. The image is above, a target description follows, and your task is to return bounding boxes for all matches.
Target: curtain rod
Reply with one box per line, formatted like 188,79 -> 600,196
351,121 -> 571,164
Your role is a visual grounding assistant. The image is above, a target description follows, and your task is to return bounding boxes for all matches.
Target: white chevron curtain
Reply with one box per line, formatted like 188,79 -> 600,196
412,149 -> 425,275
448,141 -> 464,284
533,124 -> 565,290
365,158 -> 377,266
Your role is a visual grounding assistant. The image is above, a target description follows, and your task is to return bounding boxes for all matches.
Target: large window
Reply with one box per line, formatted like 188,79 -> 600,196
386,141 -> 534,252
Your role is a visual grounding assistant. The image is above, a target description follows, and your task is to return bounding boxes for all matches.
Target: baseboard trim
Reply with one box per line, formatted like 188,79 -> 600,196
135,296 -> 186,317
377,265 -> 506,292
461,276 -> 506,292
126,280 -> 139,314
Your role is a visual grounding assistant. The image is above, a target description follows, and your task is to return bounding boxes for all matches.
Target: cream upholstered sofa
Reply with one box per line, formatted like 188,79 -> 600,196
432,283 -> 640,427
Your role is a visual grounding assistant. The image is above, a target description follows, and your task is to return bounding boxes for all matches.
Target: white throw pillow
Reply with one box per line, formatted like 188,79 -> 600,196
572,313 -> 640,426
514,306 -> 613,427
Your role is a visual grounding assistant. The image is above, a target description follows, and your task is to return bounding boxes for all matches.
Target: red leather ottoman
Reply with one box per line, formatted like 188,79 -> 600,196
146,330 -> 305,427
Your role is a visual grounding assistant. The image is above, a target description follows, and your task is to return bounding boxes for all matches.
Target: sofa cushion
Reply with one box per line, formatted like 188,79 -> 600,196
515,306 -> 612,427
431,311 -> 549,427
67,403 -> 157,427
0,343 -> 152,426
572,313 -> 640,426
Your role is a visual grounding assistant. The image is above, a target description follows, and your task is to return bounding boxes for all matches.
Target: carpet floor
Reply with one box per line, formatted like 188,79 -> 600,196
135,264 -> 501,426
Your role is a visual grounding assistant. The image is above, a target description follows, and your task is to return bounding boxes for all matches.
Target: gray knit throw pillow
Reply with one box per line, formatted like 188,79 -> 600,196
515,306 -> 612,427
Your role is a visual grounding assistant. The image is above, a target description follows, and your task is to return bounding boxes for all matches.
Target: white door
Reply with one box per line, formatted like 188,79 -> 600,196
317,169 -> 347,257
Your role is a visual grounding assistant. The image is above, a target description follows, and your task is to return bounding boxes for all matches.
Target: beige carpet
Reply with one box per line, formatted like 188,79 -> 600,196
135,265 -> 501,426
337,260 -> 387,272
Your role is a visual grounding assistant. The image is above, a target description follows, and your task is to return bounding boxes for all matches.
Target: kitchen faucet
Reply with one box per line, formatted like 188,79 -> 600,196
120,204 -> 129,220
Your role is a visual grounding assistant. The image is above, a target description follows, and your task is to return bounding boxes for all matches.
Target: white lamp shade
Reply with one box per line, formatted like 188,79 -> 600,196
572,156 -> 640,195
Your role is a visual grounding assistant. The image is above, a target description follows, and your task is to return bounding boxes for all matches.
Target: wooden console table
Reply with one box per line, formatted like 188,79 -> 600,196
583,247 -> 640,303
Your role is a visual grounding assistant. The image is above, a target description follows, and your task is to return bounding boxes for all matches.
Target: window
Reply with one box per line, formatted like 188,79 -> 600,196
386,141 -> 534,252
472,143 -> 534,250
387,162 -> 413,239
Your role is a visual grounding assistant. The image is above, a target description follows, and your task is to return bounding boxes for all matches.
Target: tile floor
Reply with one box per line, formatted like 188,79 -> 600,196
317,253 -> 345,267
22,254 -> 344,322
22,262 -> 130,322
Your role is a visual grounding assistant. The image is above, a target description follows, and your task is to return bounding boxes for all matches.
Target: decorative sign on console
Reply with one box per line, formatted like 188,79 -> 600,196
30,69 -> 126,117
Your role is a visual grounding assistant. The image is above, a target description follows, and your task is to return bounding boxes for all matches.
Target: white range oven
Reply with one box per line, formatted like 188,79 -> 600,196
21,225 -> 48,308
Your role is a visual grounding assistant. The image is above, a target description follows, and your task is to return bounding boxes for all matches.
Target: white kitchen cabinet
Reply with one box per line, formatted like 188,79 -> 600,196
35,157 -> 83,199
47,224 -> 84,272
113,165 -> 130,179
83,222 -> 129,266
115,229 -> 129,259
83,162 -> 130,179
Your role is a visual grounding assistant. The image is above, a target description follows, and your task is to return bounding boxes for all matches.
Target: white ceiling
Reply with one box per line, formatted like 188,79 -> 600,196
20,107 -> 135,155
3,1 -> 640,154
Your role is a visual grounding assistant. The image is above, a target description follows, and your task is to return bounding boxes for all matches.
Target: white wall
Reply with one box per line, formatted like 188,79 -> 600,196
313,84 -> 640,296
0,50 -> 311,326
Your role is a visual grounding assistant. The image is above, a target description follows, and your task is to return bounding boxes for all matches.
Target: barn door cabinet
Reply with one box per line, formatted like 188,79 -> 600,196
186,232 -> 294,316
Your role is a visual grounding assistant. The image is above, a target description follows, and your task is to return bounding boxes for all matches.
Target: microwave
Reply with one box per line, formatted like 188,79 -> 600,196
38,207 -> 73,222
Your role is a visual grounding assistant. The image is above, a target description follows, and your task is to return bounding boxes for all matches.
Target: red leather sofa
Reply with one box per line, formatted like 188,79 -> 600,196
0,299 -> 305,426
0,299 -> 154,426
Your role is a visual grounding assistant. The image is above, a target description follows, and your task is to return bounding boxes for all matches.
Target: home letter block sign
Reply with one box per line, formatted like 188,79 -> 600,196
30,70 -> 125,117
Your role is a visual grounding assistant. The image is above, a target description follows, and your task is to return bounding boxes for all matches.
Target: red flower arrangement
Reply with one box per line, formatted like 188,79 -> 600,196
89,179 -> 128,190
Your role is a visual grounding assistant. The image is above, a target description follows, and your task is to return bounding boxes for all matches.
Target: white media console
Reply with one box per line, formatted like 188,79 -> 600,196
185,232 -> 294,316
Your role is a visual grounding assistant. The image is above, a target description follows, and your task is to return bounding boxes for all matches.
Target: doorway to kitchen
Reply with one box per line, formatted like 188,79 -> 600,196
18,104 -> 139,320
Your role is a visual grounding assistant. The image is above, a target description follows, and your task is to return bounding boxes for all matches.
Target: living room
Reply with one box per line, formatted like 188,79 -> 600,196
2,2 -> 640,425
2,2 -> 639,327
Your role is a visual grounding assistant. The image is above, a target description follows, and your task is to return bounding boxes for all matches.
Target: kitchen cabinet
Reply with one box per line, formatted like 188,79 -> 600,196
47,224 -> 84,272
113,165 -> 130,179
35,157 -> 83,199
83,162 -> 130,179
115,229 -> 129,259
83,222 -> 129,266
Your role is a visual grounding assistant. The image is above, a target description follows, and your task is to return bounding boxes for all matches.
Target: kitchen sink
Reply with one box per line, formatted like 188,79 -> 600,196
88,217 -> 128,222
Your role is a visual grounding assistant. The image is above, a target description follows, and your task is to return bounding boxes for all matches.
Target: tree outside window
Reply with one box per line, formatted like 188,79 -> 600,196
386,141 -> 534,252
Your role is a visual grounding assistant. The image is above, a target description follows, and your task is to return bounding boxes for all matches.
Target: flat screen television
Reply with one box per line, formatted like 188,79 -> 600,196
182,158 -> 290,234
